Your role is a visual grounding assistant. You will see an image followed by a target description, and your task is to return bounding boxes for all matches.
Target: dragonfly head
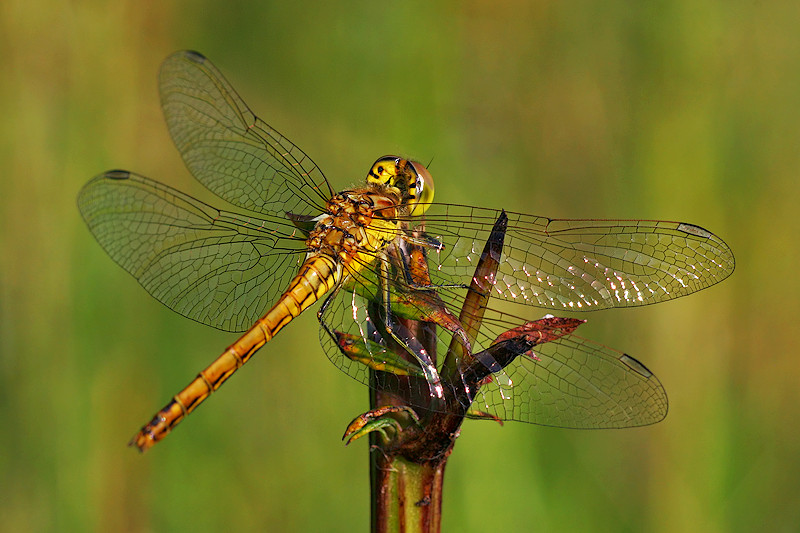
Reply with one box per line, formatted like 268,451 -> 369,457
367,156 -> 435,217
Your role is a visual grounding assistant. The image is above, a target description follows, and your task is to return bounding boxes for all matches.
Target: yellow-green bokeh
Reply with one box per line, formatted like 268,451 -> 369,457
1,1 -> 796,531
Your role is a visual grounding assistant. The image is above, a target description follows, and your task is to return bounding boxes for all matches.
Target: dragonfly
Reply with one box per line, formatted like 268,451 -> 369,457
78,51 -> 735,452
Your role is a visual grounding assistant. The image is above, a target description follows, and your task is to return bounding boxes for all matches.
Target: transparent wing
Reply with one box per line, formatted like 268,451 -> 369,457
78,170 -> 310,332
470,333 -> 668,427
159,50 -> 334,217
317,203 -> 732,426
318,268 -> 668,428
418,204 -> 735,311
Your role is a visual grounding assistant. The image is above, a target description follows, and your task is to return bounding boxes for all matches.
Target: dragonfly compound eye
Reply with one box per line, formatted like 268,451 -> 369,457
407,160 -> 435,217
367,156 -> 435,216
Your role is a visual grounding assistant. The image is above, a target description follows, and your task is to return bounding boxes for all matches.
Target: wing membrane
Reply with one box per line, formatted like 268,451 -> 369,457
319,203 -> 731,426
417,204 -> 735,311
318,266 -> 668,428
471,334 -> 668,427
78,170 -> 309,332
159,50 -> 333,217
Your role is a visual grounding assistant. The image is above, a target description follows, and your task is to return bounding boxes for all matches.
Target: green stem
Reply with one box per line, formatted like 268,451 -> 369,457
369,361 -> 448,533
370,447 -> 445,533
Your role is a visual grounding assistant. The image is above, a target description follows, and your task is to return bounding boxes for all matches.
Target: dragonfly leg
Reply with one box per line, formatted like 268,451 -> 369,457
378,256 -> 445,403
402,232 -> 444,251
317,281 -> 344,339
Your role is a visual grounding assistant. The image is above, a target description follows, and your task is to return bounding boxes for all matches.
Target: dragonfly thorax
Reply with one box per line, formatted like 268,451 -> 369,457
306,188 -> 405,276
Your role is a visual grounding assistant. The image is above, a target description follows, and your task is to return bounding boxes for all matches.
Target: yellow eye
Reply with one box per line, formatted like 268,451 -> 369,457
407,160 -> 435,217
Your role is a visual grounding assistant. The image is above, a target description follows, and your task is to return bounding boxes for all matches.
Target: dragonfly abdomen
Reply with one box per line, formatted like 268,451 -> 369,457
130,254 -> 342,452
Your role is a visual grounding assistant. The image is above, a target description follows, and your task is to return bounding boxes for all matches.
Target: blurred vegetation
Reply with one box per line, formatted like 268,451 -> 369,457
1,1 -> 797,531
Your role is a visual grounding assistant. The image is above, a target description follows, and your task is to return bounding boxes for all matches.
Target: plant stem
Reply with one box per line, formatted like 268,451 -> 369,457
370,448 -> 446,533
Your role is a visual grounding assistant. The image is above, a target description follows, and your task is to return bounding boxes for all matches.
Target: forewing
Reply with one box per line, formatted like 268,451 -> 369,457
419,205 -> 735,311
78,170 -> 308,332
159,50 -> 334,217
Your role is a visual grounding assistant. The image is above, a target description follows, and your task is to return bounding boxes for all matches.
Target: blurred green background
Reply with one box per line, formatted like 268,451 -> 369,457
2,1 -> 797,531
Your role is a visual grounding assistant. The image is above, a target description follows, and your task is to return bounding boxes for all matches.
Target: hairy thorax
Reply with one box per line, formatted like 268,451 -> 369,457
306,186 -> 406,274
